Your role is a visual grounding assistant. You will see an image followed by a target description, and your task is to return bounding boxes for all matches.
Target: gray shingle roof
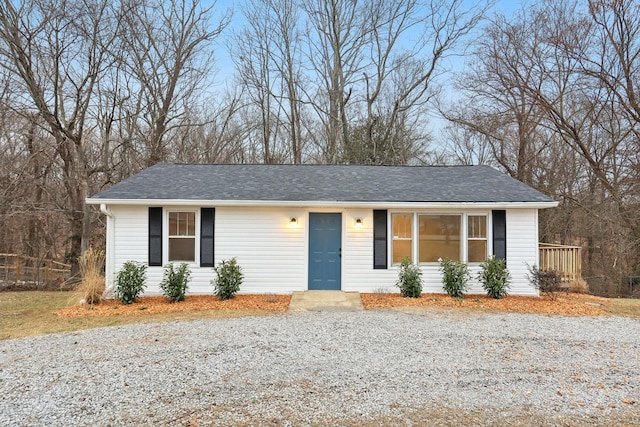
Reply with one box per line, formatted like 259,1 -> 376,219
89,163 -> 554,203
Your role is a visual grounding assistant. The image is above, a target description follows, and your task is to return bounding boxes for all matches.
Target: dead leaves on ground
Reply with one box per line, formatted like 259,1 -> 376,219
360,293 -> 607,316
57,292 -> 616,318
56,294 -> 291,317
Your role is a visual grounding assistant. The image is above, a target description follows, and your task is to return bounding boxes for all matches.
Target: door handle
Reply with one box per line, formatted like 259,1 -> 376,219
339,248 -> 341,258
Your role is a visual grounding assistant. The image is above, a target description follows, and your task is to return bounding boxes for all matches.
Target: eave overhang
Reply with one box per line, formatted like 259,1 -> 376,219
87,198 -> 559,210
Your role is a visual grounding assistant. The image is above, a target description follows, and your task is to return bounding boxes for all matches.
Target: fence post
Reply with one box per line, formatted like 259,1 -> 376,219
15,255 -> 22,282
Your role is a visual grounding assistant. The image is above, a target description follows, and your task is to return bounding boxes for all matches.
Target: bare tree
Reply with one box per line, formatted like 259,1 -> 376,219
295,0 -> 487,165
359,0 -> 487,165
442,6 -> 554,183
233,0 -> 306,164
171,90 -> 247,164
119,0 -> 230,167
444,0 -> 640,290
582,0 -> 640,237
585,0 -> 640,133
232,0 -> 280,163
0,0 -> 119,272
0,0 -> 232,272
441,125 -> 495,166
267,0 -> 305,163
302,0 -> 372,163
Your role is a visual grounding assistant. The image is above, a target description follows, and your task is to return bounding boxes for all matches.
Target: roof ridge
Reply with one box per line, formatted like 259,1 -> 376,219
165,163 -> 484,168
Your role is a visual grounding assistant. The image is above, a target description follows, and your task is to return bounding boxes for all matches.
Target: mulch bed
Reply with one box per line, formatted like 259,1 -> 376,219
55,292 -> 612,318
361,292 -> 606,316
56,294 -> 291,317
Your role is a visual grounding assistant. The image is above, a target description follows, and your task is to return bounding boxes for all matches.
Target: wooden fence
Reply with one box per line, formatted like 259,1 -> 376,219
0,253 -> 71,286
539,243 -> 582,281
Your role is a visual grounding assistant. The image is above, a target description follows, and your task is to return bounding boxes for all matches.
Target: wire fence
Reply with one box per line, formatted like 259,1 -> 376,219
0,253 -> 71,287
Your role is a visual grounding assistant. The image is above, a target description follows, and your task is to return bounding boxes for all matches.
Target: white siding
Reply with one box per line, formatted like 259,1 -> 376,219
343,209 -> 399,292
342,209 -> 445,293
214,207 -> 306,294
503,209 -> 539,296
108,205 -> 306,295
342,208 -> 540,295
106,205 -> 541,296
108,205 -> 164,293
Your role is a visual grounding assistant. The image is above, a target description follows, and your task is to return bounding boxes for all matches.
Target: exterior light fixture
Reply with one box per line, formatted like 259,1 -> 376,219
355,218 -> 363,228
289,217 -> 298,227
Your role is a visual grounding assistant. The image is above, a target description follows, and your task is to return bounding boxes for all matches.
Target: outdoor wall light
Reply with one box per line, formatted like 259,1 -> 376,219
289,217 -> 298,227
355,218 -> 363,228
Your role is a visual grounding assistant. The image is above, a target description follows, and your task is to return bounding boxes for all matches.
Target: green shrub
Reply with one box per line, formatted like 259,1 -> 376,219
115,261 -> 147,305
160,263 -> 191,302
526,264 -> 562,300
212,258 -> 243,300
395,257 -> 423,298
439,258 -> 470,298
478,256 -> 511,299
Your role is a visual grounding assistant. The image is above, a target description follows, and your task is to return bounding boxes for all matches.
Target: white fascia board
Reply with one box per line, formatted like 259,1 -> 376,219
86,198 -> 559,210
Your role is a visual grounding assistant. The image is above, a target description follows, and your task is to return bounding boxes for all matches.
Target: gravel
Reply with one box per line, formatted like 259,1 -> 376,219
1,309 -> 639,426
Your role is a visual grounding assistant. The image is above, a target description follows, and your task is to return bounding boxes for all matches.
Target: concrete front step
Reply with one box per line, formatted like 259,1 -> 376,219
288,291 -> 363,312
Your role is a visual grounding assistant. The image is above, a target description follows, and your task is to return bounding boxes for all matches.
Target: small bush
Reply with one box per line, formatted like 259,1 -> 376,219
568,279 -> 588,294
439,258 -> 470,298
479,256 -> 511,299
160,263 -> 191,302
264,293 -> 280,304
76,247 -> 105,305
212,258 -> 243,300
526,264 -> 562,300
373,287 -> 390,301
395,257 -> 423,298
115,261 -> 147,304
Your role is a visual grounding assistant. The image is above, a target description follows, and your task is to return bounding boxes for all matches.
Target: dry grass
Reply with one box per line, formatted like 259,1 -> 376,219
72,247 -> 105,305
596,297 -> 640,317
567,278 -> 589,293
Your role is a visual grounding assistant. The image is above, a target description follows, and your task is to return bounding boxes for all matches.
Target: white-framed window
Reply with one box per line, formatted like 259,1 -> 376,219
390,212 -> 489,265
391,213 -> 413,264
168,211 -> 196,262
467,215 -> 488,262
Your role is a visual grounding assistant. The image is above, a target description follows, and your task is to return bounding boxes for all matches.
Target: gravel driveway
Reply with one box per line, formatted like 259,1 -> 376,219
1,309 -> 639,426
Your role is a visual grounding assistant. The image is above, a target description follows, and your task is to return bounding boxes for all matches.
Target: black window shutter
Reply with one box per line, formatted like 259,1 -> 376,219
492,210 -> 507,261
373,210 -> 388,269
148,207 -> 163,266
200,208 -> 215,267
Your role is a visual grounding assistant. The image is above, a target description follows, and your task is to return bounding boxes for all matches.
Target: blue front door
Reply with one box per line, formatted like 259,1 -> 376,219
308,213 -> 342,290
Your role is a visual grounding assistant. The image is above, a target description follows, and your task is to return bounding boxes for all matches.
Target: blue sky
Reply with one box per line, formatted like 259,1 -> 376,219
492,0 -> 525,16
211,0 -> 529,84
208,0 -> 531,140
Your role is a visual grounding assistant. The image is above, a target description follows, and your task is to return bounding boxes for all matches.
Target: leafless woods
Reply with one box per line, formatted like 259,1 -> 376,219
0,0 -> 637,293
